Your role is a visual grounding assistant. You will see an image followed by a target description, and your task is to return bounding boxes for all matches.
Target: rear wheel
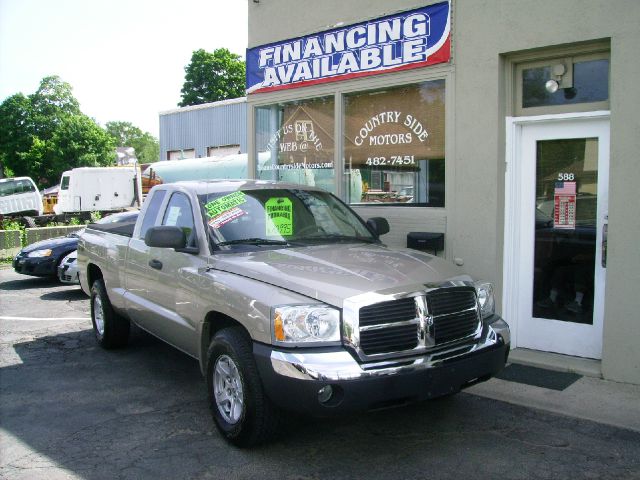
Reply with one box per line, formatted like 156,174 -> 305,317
90,279 -> 130,348
207,327 -> 281,447
21,216 -> 36,228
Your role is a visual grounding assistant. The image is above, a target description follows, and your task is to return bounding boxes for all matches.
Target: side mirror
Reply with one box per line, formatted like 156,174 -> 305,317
366,217 -> 390,236
145,226 -> 187,249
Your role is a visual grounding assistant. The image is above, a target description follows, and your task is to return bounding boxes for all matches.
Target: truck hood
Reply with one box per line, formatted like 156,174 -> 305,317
210,243 -> 465,307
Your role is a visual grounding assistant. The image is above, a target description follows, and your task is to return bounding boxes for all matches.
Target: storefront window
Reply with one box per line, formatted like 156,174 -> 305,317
255,96 -> 335,194
343,80 -> 445,206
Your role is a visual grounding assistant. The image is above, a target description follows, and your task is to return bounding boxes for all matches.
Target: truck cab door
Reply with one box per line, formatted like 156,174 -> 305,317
123,189 -> 167,326
140,191 -> 201,356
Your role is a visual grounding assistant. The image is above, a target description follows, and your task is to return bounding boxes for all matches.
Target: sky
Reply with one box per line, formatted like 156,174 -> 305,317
0,0 -> 248,138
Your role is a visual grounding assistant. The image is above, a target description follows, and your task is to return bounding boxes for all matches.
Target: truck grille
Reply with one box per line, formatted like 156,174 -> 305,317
359,298 -> 418,355
357,287 -> 480,356
427,288 -> 479,344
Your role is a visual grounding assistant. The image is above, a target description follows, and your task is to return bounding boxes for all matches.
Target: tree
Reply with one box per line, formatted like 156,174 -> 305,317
0,76 -> 116,186
179,48 -> 246,107
105,121 -> 159,164
30,76 -> 82,142
19,115 -> 115,186
0,93 -> 33,177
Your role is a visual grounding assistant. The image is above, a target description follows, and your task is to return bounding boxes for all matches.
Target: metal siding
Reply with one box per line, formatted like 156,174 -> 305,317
160,102 -> 247,160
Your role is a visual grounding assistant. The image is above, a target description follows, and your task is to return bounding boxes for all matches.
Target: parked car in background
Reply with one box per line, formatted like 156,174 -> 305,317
13,211 -> 139,280
13,231 -> 81,278
57,250 -> 79,284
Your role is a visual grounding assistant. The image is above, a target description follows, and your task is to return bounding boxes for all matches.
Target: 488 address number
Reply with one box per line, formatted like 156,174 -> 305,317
365,155 -> 415,166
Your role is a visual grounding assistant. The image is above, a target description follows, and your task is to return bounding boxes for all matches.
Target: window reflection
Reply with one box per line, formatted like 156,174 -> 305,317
523,59 -> 609,108
343,81 -> 445,206
255,97 -> 335,194
533,139 -> 598,325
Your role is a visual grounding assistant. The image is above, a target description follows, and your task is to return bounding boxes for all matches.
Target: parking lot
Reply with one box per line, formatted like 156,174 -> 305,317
1,267 -> 640,480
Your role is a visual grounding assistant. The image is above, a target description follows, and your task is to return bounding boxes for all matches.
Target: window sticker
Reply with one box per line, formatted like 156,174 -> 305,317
553,181 -> 577,230
208,206 -> 246,229
164,206 -> 181,226
265,197 -> 293,236
204,191 -> 246,218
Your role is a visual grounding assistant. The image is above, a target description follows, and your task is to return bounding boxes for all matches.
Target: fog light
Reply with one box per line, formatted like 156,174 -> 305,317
318,385 -> 333,404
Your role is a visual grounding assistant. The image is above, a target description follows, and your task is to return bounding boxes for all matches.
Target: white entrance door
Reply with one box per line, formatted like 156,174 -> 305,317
504,112 -> 609,359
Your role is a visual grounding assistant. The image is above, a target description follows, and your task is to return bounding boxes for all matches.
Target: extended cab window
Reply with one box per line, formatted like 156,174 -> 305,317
139,189 -> 167,239
162,192 -> 197,247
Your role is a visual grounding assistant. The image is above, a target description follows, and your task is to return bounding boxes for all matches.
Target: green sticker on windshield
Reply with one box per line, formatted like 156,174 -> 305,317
204,191 -> 246,218
265,197 -> 293,236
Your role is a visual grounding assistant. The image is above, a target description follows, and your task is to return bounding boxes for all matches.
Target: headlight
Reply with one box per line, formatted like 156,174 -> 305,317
27,249 -> 53,258
475,281 -> 495,319
272,305 -> 341,346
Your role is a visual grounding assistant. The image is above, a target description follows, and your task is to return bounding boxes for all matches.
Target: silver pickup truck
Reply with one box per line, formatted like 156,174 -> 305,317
78,180 -> 510,447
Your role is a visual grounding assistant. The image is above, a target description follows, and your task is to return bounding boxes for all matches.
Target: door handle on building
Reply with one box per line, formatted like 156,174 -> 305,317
602,214 -> 608,269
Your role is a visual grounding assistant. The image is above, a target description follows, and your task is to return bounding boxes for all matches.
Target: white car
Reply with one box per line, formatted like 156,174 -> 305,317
57,250 -> 79,284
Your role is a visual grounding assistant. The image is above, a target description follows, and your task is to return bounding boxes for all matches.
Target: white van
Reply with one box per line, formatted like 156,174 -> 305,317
0,177 -> 43,216
54,167 -> 142,214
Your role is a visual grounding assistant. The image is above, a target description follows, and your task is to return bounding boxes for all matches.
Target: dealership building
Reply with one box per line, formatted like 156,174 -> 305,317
240,0 -> 640,385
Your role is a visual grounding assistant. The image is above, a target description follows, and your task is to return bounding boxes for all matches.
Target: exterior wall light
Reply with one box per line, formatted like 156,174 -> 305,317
545,62 -> 573,93
545,79 -> 560,93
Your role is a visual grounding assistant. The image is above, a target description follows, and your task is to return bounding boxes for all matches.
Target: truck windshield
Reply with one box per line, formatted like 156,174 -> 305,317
198,188 -> 376,250
0,179 -> 36,197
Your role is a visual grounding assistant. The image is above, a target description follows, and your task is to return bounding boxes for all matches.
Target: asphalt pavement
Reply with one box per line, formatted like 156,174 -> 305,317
1,267 -> 639,480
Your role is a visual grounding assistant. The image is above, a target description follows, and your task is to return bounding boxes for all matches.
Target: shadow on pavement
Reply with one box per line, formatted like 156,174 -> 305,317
40,288 -> 87,302
0,276 -> 60,291
2,328 -> 640,479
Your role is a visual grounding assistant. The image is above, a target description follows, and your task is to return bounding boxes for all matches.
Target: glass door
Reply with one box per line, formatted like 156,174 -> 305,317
516,116 -> 609,358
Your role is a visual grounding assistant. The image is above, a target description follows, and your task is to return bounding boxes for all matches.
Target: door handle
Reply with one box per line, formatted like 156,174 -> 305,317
149,259 -> 163,270
601,216 -> 608,269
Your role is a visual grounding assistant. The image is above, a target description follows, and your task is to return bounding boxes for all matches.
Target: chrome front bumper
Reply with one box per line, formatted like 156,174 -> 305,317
270,318 -> 510,382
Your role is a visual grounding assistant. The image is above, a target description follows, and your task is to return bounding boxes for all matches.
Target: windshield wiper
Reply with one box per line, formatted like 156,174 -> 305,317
216,237 -> 291,247
300,234 -> 377,244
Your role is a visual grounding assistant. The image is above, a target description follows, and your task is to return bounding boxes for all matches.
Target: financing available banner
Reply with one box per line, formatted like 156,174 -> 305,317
246,1 -> 451,94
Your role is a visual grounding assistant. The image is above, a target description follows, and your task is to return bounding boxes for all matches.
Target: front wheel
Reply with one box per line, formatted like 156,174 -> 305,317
90,279 -> 130,349
207,327 -> 281,447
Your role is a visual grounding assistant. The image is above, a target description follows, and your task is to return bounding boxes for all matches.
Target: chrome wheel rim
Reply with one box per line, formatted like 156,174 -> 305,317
213,354 -> 244,424
93,295 -> 105,336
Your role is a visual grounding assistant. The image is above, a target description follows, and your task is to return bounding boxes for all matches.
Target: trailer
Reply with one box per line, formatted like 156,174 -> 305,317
54,166 -> 142,215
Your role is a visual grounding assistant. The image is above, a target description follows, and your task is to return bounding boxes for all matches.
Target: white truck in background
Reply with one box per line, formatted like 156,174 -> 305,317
54,166 -> 143,215
0,177 -> 43,218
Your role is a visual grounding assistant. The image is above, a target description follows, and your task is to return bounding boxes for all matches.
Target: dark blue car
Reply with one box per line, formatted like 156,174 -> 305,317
12,211 -> 139,279
13,231 -> 80,278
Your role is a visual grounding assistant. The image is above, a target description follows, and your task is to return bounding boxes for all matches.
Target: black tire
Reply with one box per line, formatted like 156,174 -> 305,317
207,327 -> 281,447
22,216 -> 36,228
90,279 -> 130,349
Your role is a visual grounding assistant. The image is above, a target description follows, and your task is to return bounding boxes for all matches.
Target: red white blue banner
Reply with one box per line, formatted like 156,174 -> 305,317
246,1 -> 451,94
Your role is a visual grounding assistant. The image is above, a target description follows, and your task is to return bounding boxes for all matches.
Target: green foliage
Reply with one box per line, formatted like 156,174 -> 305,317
30,76 -> 81,139
0,76 -> 115,187
0,93 -> 33,176
0,219 -> 26,251
0,219 -> 23,231
179,48 -> 246,107
105,121 -> 159,163
90,211 -> 102,223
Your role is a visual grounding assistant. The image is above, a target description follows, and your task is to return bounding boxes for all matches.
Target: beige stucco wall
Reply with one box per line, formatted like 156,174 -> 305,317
247,0 -> 640,384
452,0 -> 640,384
